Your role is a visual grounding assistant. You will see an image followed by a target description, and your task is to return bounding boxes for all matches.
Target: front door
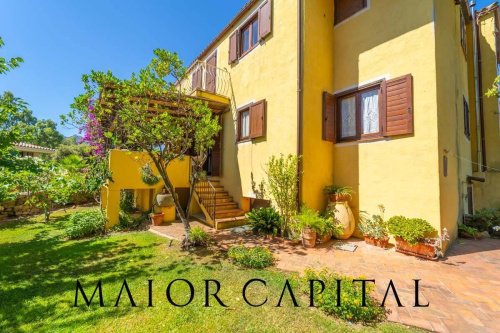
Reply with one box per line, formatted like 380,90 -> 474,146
203,115 -> 222,177
205,52 -> 217,94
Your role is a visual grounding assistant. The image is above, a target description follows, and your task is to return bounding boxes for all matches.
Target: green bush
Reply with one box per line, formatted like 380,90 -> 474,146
294,206 -> 339,236
247,207 -> 282,236
387,216 -> 436,244
117,211 -> 147,230
188,226 -> 211,247
359,205 -> 388,239
227,245 -> 274,269
119,190 -> 135,213
468,208 -> 500,231
303,269 -> 386,324
66,209 -> 106,239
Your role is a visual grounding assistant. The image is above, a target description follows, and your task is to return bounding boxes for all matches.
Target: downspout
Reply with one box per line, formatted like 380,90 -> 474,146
472,2 -> 488,171
296,0 -> 304,207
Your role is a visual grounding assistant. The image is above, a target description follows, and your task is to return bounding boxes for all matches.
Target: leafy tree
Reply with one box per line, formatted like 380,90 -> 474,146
0,36 -> 23,75
486,76 -> 500,99
66,50 -> 220,246
265,154 -> 301,237
13,160 -> 83,222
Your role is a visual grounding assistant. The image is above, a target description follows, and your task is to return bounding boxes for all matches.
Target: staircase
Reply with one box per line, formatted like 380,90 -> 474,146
195,177 -> 246,229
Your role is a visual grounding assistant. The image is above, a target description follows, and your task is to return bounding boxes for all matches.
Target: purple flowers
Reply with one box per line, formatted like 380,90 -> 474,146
80,99 -> 105,157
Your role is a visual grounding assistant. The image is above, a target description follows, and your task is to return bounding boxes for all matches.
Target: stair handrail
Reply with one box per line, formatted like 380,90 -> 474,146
196,178 -> 217,221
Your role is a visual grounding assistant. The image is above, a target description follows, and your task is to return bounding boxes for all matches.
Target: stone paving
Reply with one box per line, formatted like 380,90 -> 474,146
150,222 -> 500,333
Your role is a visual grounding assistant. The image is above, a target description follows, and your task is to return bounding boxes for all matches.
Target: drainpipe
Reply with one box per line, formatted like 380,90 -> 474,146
471,1 -> 488,171
296,0 -> 304,208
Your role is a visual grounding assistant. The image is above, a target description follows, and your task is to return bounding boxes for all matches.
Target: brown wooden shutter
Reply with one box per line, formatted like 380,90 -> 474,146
249,100 -> 266,139
259,0 -> 272,40
191,67 -> 202,90
322,91 -> 336,142
205,52 -> 217,93
383,74 -> 414,137
229,31 -> 238,64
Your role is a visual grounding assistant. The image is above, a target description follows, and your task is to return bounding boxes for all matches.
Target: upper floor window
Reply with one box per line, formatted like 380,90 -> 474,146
229,0 -> 272,64
334,0 -> 367,25
460,10 -> 467,56
241,16 -> 259,56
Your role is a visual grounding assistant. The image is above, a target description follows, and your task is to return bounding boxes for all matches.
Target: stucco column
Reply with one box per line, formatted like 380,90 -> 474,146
106,189 -> 120,229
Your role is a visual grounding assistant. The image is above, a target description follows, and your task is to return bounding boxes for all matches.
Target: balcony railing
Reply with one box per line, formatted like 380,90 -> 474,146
179,60 -> 232,99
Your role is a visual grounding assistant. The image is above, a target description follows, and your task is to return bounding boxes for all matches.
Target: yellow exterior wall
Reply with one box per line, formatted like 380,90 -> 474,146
328,0 -> 442,235
473,8 -> 500,210
434,1 -> 473,243
103,149 -> 190,227
301,0 -> 335,211
197,0 -> 298,206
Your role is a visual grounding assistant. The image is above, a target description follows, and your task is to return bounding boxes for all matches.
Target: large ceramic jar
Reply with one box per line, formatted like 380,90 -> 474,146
327,201 -> 355,240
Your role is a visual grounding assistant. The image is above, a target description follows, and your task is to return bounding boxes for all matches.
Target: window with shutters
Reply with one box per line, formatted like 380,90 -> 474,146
460,10 -> 467,57
240,16 -> 259,56
238,109 -> 250,141
331,74 -> 414,143
229,0 -> 272,64
336,84 -> 382,141
334,0 -> 368,25
237,100 -> 266,142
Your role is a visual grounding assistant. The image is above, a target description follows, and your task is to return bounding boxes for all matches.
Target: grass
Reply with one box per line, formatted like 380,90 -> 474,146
0,207 -> 423,333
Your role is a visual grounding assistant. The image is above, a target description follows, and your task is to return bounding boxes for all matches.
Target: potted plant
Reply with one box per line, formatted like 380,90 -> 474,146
323,186 -> 355,239
149,211 -> 164,226
295,207 -> 325,248
323,185 -> 353,202
458,224 -> 481,239
387,216 -> 438,259
315,213 -> 342,244
359,205 -> 389,248
140,163 -> 160,186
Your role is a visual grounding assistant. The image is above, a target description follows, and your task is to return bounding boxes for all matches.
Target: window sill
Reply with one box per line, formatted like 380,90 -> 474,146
237,138 -> 252,144
335,136 -> 390,147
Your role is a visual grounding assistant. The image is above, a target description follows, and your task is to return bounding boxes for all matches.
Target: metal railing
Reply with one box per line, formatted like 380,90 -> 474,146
179,60 -> 232,98
195,178 -> 217,221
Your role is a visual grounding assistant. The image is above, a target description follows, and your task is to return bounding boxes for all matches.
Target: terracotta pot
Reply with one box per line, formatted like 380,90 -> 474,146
395,237 -> 437,259
150,213 -> 165,226
327,202 -> 355,240
364,236 -> 390,248
328,194 -> 351,203
302,227 -> 317,248
318,232 -> 332,244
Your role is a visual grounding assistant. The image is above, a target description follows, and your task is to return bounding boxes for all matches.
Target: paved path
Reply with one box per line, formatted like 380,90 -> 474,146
150,222 -> 500,333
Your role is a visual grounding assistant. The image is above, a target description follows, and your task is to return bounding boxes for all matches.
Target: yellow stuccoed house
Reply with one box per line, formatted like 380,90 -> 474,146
102,0 -> 500,251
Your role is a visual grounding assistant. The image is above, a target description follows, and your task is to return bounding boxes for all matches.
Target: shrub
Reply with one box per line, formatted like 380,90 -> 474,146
359,205 -> 388,239
468,208 -> 500,231
66,209 -> 106,239
458,224 -> 480,238
387,216 -> 436,244
294,206 -> 339,236
120,190 -> 135,213
265,154 -> 301,237
227,245 -> 274,269
247,207 -> 282,236
303,269 -> 386,324
117,210 -> 147,230
188,226 -> 211,247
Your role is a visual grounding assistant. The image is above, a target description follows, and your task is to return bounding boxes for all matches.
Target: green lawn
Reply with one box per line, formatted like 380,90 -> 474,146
0,207 -> 422,333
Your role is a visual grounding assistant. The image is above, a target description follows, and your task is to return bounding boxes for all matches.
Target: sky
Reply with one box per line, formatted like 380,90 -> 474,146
0,0 -> 495,137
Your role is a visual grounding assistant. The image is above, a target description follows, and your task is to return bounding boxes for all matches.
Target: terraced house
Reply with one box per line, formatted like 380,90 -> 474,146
103,0 -> 500,250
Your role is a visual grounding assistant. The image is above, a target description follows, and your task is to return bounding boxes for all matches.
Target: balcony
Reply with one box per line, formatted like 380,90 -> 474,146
179,60 -> 232,110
